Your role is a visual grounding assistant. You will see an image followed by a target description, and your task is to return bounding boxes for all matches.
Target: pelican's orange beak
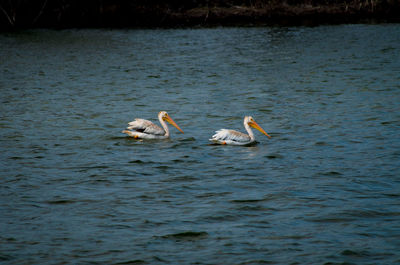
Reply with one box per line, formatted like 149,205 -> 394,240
249,120 -> 271,138
164,115 -> 184,133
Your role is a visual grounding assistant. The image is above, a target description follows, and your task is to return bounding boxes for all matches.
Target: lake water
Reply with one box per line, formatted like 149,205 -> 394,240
1,24 -> 400,264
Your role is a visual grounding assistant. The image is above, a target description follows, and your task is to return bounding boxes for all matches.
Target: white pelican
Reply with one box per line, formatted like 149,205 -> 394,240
210,116 -> 271,145
122,111 -> 184,139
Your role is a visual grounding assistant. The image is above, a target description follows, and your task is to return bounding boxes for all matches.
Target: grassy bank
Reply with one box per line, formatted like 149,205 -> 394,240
1,0 -> 399,30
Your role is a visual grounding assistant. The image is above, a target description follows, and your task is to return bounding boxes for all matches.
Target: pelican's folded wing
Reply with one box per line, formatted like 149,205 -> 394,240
127,119 -> 165,135
211,129 -> 251,142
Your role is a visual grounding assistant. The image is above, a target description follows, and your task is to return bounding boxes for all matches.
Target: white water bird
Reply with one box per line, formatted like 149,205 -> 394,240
122,111 -> 184,139
210,116 -> 271,145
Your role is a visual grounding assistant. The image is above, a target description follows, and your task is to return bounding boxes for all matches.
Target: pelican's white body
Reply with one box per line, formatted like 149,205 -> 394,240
122,111 -> 182,139
210,129 -> 254,145
124,118 -> 168,139
209,116 -> 270,145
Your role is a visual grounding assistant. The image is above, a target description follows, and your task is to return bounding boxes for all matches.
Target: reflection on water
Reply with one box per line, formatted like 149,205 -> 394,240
1,24 -> 400,264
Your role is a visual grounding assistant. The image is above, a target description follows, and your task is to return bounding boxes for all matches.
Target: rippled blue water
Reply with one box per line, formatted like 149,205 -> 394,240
1,24 -> 400,264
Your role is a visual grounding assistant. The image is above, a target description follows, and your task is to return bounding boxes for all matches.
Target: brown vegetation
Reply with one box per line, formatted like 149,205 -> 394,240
0,0 -> 399,30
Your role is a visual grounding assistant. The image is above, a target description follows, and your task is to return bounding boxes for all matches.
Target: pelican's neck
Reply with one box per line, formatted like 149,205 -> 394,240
159,114 -> 169,137
244,120 -> 255,141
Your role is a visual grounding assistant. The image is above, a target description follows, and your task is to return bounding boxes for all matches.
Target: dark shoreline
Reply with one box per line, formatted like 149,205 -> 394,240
1,1 -> 400,30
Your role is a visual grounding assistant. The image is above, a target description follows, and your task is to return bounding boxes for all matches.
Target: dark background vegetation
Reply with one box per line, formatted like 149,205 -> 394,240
1,0 -> 399,30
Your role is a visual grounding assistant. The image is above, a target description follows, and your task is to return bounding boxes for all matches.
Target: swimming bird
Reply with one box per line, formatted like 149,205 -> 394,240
210,116 -> 271,145
122,111 -> 184,139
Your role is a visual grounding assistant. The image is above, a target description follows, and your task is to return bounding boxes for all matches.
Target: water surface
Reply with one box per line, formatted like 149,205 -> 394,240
1,25 -> 400,264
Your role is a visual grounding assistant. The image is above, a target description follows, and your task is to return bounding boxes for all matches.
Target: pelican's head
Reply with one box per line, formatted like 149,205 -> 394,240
159,111 -> 184,133
245,116 -> 271,138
